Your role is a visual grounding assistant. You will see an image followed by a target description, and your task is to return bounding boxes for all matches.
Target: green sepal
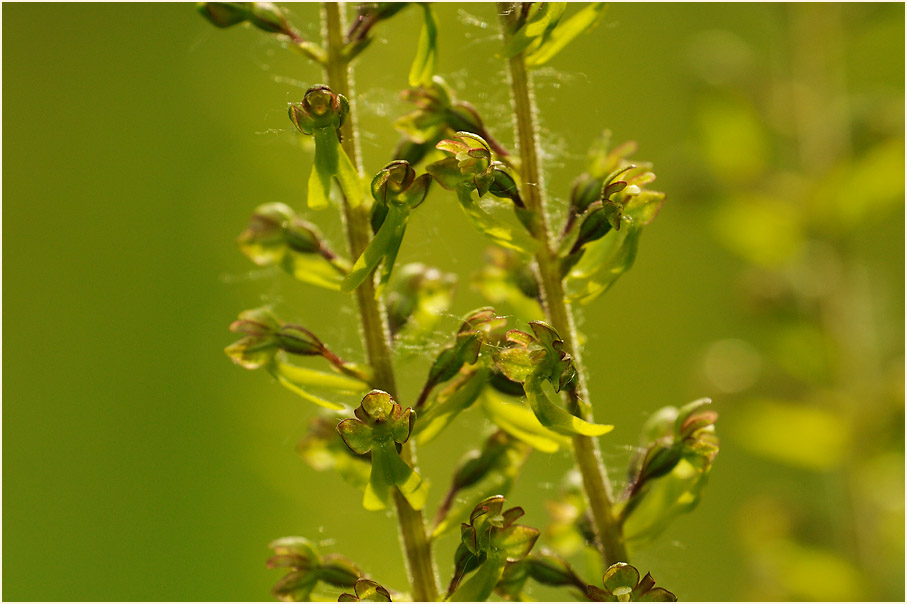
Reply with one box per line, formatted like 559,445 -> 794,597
481,389 -> 571,453
408,3 -> 437,87
603,563 -> 639,596
426,156 -> 470,190
339,578 -> 392,602
586,563 -> 677,602
337,418 -> 373,454
525,3 -> 607,66
639,588 -> 678,602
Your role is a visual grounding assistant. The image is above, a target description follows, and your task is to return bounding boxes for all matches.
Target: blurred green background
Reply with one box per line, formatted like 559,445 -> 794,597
3,3 -> 904,601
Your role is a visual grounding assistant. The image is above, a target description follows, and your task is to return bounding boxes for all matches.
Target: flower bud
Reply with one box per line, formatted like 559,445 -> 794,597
288,85 -> 349,134
237,202 -> 293,266
569,173 -> 603,216
283,217 -> 322,255
229,307 -> 279,336
274,325 -> 325,356
370,160 -> 431,210
318,555 -> 361,588
197,2 -> 250,28
247,2 -> 294,36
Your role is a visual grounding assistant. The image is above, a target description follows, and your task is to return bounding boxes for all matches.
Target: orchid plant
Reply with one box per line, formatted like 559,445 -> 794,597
201,2 -> 719,601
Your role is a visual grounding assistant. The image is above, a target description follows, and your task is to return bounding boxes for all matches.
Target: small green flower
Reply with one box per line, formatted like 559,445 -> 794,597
447,496 -> 540,602
586,563 -> 677,602
288,86 -> 362,210
343,161 -> 431,293
338,578 -> 393,602
337,391 -> 428,511
267,537 -> 361,602
427,133 -> 538,253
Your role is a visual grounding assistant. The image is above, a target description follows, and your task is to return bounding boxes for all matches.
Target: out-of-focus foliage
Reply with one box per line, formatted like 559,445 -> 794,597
685,3 -> 905,600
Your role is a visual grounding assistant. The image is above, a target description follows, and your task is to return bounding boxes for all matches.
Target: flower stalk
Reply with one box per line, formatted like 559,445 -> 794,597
321,3 -> 439,600
498,1 -> 629,566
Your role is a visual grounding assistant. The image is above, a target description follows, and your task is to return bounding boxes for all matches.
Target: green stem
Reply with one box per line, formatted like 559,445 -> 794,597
321,4 -> 440,600
498,2 -> 629,567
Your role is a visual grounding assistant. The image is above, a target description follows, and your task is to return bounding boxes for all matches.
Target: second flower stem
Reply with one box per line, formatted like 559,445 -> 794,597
499,2 -> 629,567
322,3 -> 439,601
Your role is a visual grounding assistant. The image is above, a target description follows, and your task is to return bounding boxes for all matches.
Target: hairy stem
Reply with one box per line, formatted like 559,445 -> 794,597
322,3 -> 439,600
498,2 -> 629,566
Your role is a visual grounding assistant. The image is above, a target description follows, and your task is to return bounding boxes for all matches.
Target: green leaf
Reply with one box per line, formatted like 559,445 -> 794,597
279,249 -> 346,290
296,417 -> 371,490
225,335 -> 278,370
273,360 -> 368,393
482,389 -> 571,453
449,556 -> 507,602
565,215 -> 642,304
342,204 -> 410,292
408,4 -> 437,87
500,2 -> 567,59
270,369 -> 346,410
621,457 -> 711,546
269,359 -> 368,410
492,345 -> 534,383
524,375 -> 612,437
272,569 -> 318,602
416,368 -> 488,444
525,3 -> 607,66
495,524 -> 540,562
433,432 -> 530,537
455,188 -> 539,254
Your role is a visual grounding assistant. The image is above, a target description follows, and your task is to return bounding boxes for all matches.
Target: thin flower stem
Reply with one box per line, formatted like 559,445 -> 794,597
321,4 -> 440,601
498,2 -> 629,567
